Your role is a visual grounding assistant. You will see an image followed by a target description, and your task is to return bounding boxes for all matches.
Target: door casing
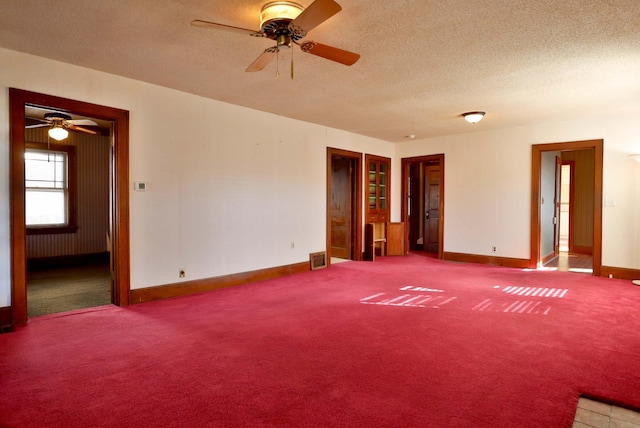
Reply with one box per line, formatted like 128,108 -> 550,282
530,140 -> 602,275
326,148 -> 362,264
401,154 -> 445,258
9,88 -> 130,325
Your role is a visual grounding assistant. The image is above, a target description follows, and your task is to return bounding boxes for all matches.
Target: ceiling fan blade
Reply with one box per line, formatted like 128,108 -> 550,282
25,117 -> 50,128
299,41 -> 360,66
245,47 -> 279,72
67,119 -> 98,127
289,0 -> 341,35
67,124 -> 98,135
190,20 -> 263,37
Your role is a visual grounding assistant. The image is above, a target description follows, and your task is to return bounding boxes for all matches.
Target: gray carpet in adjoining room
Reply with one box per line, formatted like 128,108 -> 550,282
27,263 -> 112,317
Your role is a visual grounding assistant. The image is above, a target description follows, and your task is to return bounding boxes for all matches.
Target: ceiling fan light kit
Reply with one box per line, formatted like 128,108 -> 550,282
260,2 -> 303,30
463,111 -> 486,124
191,0 -> 360,77
48,125 -> 69,141
25,111 -> 99,139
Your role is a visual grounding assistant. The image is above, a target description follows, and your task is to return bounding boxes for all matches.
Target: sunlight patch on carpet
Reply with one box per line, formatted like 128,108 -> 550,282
501,285 -> 568,298
471,285 -> 569,315
360,287 -> 456,308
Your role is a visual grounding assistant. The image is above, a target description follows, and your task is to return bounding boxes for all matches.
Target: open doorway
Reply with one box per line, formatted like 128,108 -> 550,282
401,154 -> 445,258
531,140 -> 602,276
23,107 -> 113,317
326,148 -> 362,264
9,89 -> 130,326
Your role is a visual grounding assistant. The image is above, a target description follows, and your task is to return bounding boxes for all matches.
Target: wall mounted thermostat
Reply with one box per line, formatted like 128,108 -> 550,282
134,181 -> 147,191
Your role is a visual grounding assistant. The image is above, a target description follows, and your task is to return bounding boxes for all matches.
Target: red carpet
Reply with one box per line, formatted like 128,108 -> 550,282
2,253 -> 640,427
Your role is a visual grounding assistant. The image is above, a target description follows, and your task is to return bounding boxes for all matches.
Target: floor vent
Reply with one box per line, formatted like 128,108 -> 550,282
310,251 -> 327,270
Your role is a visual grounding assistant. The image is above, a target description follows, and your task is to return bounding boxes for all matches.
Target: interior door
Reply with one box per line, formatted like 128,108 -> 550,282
553,156 -> 562,255
330,156 -> 352,259
408,165 -> 421,250
424,165 -> 440,253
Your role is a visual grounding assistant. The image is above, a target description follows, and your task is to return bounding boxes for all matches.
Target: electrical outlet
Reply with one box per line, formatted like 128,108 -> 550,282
179,269 -> 185,278
290,242 -> 295,249
492,246 -> 497,253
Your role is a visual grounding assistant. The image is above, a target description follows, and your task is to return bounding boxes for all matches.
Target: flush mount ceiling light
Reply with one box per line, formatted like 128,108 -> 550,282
462,111 -> 486,124
48,124 -> 69,141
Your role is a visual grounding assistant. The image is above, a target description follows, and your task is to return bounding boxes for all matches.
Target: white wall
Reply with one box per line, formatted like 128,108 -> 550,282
2,47 -> 639,308
0,48 -> 393,305
394,118 -> 640,269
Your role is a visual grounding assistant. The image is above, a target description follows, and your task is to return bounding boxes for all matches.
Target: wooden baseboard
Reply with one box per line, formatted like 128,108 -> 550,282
0,307 -> 12,333
541,251 -> 556,265
573,246 -> 593,255
443,252 -> 530,268
130,261 -> 310,304
27,252 -> 110,270
600,266 -> 640,281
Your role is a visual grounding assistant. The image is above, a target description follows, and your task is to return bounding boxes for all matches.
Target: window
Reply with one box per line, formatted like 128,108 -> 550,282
25,142 -> 77,234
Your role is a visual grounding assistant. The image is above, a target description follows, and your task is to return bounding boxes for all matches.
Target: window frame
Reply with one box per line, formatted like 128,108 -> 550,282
25,142 -> 78,235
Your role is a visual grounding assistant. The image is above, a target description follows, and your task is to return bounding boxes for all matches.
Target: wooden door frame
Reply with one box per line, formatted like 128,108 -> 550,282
401,154 -> 445,258
561,160 -> 576,254
9,88 -> 130,326
326,148 -> 362,264
530,140 -> 602,275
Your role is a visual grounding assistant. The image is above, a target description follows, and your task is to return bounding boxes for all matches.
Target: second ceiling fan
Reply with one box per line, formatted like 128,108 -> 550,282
191,0 -> 360,77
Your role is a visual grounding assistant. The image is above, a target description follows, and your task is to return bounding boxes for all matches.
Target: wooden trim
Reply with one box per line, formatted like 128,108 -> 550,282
326,148 -> 363,265
531,140 -> 602,276
130,261 -> 310,304
562,160 -> 576,253
541,251 -> 556,265
401,154 -> 445,259
572,246 -> 593,255
600,266 -> 640,281
27,252 -> 110,270
9,88 -> 130,325
0,307 -> 12,332
444,252 -> 530,268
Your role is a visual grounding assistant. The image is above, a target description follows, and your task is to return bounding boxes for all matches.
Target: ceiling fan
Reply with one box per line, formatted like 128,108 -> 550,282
26,112 -> 98,141
191,0 -> 360,77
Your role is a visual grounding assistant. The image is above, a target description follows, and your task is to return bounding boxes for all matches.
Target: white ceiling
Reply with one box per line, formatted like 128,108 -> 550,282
2,0 -> 640,143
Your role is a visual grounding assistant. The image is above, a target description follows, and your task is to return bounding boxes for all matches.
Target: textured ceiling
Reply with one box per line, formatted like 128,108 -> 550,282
2,1 -> 640,142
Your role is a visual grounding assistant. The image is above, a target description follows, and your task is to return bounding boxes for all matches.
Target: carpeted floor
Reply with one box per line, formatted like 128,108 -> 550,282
2,253 -> 640,427
27,262 -> 112,317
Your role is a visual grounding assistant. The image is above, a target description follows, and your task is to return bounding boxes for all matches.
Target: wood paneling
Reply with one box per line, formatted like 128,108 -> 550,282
387,222 -> 405,256
130,261 -> 310,304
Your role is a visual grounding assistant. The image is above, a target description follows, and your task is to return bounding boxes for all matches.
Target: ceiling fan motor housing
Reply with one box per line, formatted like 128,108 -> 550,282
260,1 -> 305,42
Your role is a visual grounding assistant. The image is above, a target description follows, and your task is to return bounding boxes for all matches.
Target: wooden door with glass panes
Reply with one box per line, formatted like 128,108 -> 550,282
365,155 -> 390,223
